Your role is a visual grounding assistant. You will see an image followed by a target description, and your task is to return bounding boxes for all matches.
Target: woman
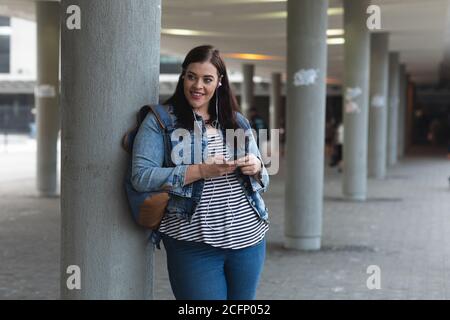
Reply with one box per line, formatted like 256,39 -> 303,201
131,45 -> 270,300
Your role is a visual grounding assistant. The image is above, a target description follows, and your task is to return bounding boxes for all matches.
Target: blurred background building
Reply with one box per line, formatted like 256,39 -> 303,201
0,1 -> 448,145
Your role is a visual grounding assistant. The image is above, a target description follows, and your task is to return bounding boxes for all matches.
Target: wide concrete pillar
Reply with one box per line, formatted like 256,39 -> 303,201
285,0 -> 328,250
241,64 -> 254,117
387,52 -> 400,166
342,0 -> 371,200
36,1 -> 60,196
60,0 -> 161,299
397,64 -> 407,158
368,33 -> 389,179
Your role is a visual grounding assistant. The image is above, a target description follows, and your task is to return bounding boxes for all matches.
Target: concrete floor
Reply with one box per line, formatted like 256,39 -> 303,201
1,135 -> 450,299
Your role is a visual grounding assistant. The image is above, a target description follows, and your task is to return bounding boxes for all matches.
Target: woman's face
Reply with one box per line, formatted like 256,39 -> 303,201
183,62 -> 220,112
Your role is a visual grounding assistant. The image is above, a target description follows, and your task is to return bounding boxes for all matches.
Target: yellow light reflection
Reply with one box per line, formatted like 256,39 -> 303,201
327,29 -> 344,36
327,38 -> 345,45
222,53 -> 284,61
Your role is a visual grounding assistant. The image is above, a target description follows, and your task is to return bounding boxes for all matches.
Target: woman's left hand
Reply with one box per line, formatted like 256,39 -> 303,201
235,154 -> 262,176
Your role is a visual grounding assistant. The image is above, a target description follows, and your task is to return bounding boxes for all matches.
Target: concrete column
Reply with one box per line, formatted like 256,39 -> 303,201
269,73 -> 281,155
270,72 -> 282,131
387,52 -> 400,166
342,0 -> 371,200
397,64 -> 407,158
36,1 -> 60,196
60,0 -> 161,299
368,33 -> 389,179
285,0 -> 328,250
241,64 -> 254,117
405,76 -> 413,151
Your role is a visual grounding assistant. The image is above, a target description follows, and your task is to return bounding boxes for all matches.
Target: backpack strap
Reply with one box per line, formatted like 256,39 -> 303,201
147,104 -> 174,167
148,105 -> 174,131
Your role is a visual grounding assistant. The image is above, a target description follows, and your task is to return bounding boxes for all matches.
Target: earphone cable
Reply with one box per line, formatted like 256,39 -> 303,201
192,110 -> 235,231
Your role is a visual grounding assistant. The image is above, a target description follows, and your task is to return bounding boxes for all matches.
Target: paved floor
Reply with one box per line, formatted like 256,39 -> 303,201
1,136 -> 450,299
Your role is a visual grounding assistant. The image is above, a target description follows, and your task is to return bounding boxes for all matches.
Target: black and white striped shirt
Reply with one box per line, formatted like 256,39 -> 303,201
158,129 -> 269,249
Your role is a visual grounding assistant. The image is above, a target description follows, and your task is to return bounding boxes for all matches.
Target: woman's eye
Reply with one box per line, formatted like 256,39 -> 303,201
204,78 -> 212,84
187,74 -> 195,81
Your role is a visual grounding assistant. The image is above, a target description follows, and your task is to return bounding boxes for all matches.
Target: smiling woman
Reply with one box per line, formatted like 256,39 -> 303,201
130,45 -> 270,300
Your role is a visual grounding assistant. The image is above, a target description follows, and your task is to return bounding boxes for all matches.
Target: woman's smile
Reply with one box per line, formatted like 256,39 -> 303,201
190,90 -> 205,100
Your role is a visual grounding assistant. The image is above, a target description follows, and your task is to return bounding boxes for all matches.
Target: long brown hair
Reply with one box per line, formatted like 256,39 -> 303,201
164,45 -> 240,131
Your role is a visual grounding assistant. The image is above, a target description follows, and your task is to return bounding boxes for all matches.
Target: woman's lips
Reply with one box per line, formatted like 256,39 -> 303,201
190,91 -> 204,100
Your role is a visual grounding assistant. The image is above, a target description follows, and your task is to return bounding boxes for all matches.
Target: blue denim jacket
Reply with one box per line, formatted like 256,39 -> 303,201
131,105 -> 269,247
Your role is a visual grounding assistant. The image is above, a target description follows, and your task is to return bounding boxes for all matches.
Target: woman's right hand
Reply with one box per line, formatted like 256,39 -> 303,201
199,155 -> 237,179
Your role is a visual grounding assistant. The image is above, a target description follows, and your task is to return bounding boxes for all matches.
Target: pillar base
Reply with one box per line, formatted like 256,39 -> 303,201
388,160 -> 397,166
343,193 -> 367,201
38,191 -> 60,198
369,174 -> 386,180
284,236 -> 321,251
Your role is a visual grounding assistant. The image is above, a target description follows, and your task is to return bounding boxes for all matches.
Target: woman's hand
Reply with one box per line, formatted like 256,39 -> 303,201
199,155 -> 238,179
183,154 -> 263,186
235,154 -> 262,176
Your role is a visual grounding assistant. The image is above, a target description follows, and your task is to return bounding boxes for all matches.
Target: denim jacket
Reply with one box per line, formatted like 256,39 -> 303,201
131,105 -> 269,247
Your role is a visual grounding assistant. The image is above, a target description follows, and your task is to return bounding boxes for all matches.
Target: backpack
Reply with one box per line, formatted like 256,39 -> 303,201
122,104 -> 174,230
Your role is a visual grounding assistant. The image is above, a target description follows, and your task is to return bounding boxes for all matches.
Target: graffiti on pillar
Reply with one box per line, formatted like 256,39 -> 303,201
344,87 -> 362,113
371,94 -> 386,108
367,5 -> 381,30
66,265 -> 81,290
66,5 -> 81,30
293,69 -> 319,87
35,85 -> 56,98
366,265 -> 381,290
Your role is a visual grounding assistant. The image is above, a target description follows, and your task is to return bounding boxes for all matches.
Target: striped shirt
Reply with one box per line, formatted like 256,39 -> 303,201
158,129 -> 269,249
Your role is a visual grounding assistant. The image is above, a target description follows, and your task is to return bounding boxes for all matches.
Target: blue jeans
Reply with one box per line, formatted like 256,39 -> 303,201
161,234 -> 266,300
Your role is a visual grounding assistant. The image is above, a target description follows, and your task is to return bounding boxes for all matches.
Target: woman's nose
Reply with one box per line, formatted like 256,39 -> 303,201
193,79 -> 204,88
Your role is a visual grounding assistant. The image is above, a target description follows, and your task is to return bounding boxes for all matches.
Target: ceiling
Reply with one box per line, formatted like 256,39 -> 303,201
1,0 -> 450,85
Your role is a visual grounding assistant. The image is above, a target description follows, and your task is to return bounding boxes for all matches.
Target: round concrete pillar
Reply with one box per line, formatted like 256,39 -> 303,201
285,0 -> 328,250
60,0 -> 161,299
36,1 -> 60,196
342,0 -> 371,200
